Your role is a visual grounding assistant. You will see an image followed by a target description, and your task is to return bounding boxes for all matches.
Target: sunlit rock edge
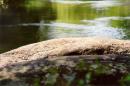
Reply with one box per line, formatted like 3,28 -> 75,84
0,37 -> 130,81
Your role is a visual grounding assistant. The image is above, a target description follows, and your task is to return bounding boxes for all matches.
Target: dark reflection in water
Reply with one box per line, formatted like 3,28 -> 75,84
0,0 -> 55,53
0,26 -> 39,53
0,0 -> 130,53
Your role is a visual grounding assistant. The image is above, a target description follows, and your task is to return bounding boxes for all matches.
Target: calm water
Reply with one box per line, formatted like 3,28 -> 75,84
0,0 -> 130,53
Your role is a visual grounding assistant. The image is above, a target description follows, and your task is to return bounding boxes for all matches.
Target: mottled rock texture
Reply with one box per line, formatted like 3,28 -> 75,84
0,37 -> 130,80
1,37 -> 130,67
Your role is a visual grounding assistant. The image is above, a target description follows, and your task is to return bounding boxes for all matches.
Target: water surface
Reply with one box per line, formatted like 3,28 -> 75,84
0,0 -> 130,53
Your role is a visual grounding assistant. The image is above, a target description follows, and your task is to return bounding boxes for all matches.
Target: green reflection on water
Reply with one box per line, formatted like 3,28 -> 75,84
0,0 -> 130,53
52,2 -> 96,23
52,1 -> 130,23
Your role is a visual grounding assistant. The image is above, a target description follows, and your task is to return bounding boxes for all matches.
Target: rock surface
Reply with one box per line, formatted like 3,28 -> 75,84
0,37 -> 130,80
1,37 -> 130,67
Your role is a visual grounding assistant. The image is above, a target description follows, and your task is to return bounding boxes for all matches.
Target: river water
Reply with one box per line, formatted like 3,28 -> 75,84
0,0 -> 130,53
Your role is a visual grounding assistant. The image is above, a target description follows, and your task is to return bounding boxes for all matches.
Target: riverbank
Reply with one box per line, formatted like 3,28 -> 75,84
0,37 -> 130,85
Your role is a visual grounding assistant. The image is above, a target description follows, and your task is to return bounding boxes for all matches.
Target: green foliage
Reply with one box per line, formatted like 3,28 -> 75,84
34,78 -> 40,86
85,72 -> 92,84
78,79 -> 84,86
45,73 -> 59,86
120,73 -> 130,86
46,66 -> 59,74
17,60 -> 128,86
63,73 -> 76,86
76,60 -> 87,70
